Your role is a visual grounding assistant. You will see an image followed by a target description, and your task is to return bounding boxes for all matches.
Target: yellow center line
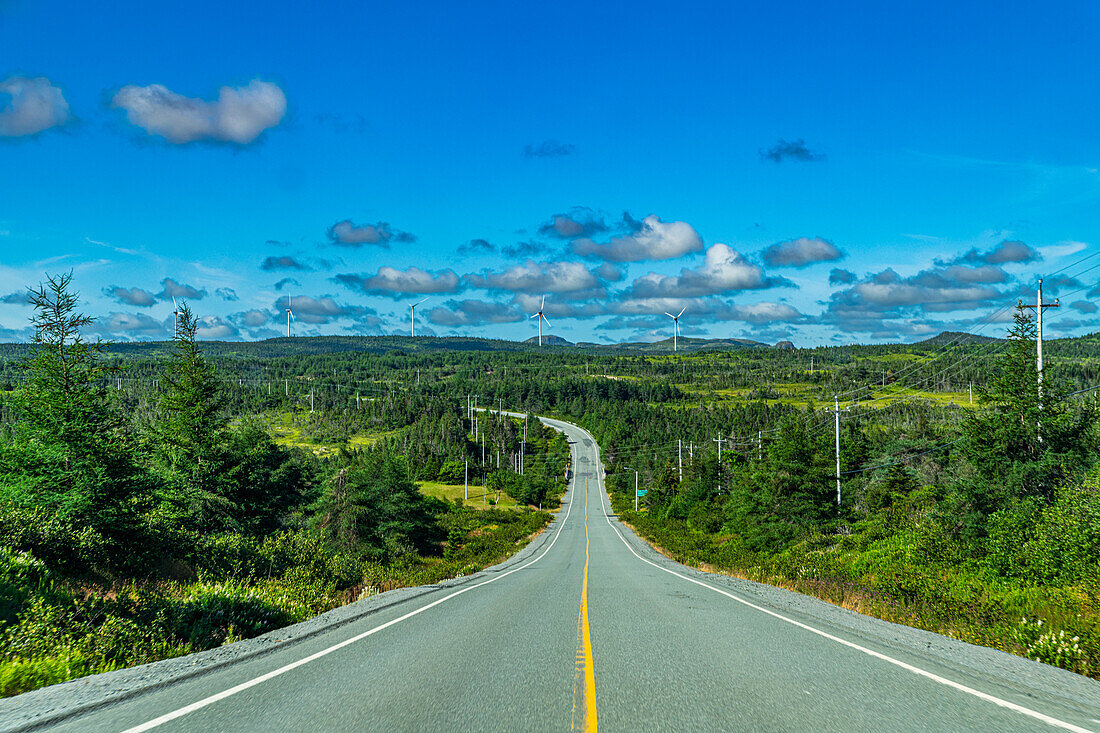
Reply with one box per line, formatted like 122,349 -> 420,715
572,477 -> 598,731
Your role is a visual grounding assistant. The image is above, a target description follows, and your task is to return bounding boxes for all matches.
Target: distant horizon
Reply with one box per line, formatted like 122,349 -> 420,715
0,325 -> 1072,352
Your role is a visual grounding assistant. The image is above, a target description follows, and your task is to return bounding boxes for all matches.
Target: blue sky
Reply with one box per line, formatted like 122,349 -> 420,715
2,0 -> 1099,345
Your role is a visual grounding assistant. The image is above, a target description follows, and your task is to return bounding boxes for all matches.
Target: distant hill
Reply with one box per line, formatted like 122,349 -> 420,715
605,336 -> 772,353
915,331 -> 1001,347
523,335 -> 574,347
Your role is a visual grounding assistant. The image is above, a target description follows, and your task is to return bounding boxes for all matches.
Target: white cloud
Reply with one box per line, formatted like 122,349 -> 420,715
112,80 -> 286,144
570,215 -> 703,262
0,76 -> 72,137
628,243 -> 790,298
333,267 -> 461,297
465,260 -> 602,295
761,237 -> 843,268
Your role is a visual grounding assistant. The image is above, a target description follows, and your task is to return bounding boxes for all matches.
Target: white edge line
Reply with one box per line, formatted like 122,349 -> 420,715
122,451 -> 579,733
581,430 -> 1094,733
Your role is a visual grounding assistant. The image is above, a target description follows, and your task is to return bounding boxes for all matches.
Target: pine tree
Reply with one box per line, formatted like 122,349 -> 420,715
0,272 -> 143,539
960,305 -> 1089,509
151,303 -> 232,530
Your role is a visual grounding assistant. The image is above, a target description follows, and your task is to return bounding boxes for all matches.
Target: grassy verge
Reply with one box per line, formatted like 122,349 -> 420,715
611,497 -> 1099,680
0,506 -> 551,698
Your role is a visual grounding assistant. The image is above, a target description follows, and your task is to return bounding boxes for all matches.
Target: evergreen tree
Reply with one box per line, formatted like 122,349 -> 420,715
150,303 -> 233,530
960,305 -> 1090,509
311,453 -> 443,559
0,272 -> 144,540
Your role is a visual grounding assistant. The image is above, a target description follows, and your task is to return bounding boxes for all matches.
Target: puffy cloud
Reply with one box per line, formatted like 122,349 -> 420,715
834,268 -> 1002,311
232,309 -> 271,328
759,138 -> 824,163
457,238 -> 495,256
326,219 -> 415,247
332,266 -> 461,297
761,237 -> 843,268
111,79 -> 285,144
524,139 -> 576,158
571,215 -> 703,262
610,296 -> 804,324
195,315 -> 239,340
626,243 -> 792,298
215,287 -> 238,301
90,312 -> 167,339
261,255 -> 312,271
596,263 -> 624,282
949,239 -> 1041,266
501,240 -> 547,259
0,76 -> 72,137
156,277 -> 206,301
275,294 -> 370,324
103,285 -> 157,307
539,208 -> 608,239
427,300 -> 526,327
465,260 -> 603,296
829,268 -> 857,285
274,277 -> 300,290
0,290 -> 30,305
1070,300 -> 1098,314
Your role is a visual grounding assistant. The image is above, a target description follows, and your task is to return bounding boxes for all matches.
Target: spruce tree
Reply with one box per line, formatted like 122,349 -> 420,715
151,303 -> 232,530
0,272 -> 143,539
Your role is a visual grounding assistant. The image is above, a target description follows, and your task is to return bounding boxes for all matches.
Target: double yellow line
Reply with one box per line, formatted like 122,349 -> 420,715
572,478 -> 597,731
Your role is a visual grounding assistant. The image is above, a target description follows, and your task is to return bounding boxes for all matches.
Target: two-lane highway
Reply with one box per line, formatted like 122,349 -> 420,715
3,415 -> 1099,732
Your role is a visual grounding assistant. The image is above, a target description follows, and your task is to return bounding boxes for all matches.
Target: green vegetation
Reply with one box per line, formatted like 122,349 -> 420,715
2,271 -> 1099,694
0,276 -> 565,697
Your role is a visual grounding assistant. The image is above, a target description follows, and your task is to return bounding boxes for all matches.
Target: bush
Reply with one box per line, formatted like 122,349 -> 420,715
170,581 -> 292,648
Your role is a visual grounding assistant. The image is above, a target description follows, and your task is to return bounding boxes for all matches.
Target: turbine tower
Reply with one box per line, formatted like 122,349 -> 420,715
410,298 -> 428,337
530,295 -> 551,346
665,307 -> 686,351
286,295 -> 294,338
172,296 -> 180,339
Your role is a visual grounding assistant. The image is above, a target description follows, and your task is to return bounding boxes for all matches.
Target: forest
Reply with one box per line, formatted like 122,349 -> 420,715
2,270 -> 1100,696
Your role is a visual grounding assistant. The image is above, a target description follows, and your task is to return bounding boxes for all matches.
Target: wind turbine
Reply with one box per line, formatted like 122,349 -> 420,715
286,295 -> 294,338
530,295 -> 551,346
171,296 -> 180,339
665,307 -> 686,351
410,298 -> 428,337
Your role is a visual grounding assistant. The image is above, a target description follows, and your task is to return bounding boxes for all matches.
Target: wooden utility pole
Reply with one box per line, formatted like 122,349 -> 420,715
1021,278 -> 1060,443
825,396 -> 851,508
678,439 -> 683,482
713,433 -> 725,493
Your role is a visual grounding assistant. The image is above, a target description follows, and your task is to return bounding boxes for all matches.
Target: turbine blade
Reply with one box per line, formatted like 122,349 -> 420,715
540,295 -> 545,310
530,312 -> 539,319
541,314 -> 551,327
677,307 -> 686,318
665,312 -> 675,319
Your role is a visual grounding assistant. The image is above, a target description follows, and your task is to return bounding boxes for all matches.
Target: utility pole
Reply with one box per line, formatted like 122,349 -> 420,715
810,355 -> 814,375
635,469 -> 640,511
969,382 -> 973,405
758,430 -> 762,460
713,433 -> 725,493
310,389 -> 314,413
678,439 -> 683,482
826,396 -> 851,508
465,460 -> 468,502
1021,278 -> 1060,442
285,379 -> 288,396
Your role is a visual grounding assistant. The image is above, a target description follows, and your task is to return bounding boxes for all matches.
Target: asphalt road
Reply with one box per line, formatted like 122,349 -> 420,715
5,416 -> 1100,732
